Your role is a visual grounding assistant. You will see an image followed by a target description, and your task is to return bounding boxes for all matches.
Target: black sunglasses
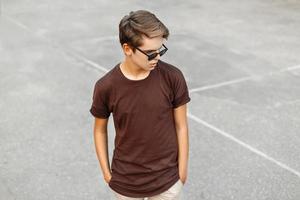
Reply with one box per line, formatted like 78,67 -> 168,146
135,44 -> 168,61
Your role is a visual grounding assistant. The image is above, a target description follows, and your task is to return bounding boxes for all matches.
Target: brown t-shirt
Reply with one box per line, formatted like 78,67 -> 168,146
89,60 -> 191,198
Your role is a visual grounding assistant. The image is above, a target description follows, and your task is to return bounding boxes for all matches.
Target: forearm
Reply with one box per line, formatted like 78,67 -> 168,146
176,127 -> 189,181
94,131 -> 111,178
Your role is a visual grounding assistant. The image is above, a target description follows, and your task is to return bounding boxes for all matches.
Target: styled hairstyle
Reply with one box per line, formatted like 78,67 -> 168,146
119,10 -> 169,52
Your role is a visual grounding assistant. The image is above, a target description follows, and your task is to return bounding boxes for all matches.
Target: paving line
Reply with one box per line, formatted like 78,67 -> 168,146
189,76 -> 254,93
279,64 -> 300,72
187,112 -> 300,178
63,50 -> 109,73
190,65 -> 300,93
4,14 -> 300,178
5,14 -> 300,88
3,14 -> 109,73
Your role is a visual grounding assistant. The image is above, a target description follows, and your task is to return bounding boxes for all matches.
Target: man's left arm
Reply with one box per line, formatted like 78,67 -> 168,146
173,103 -> 189,185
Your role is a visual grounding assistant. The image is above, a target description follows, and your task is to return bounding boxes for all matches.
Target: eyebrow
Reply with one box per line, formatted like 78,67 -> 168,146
144,45 -> 163,52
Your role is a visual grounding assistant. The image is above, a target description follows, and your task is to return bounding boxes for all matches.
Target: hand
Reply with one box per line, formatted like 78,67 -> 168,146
104,173 -> 112,184
180,177 -> 186,185
179,171 -> 187,185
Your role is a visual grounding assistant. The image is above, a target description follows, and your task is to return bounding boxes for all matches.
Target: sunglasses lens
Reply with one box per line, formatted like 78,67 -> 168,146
147,46 -> 168,60
148,53 -> 158,60
159,49 -> 167,56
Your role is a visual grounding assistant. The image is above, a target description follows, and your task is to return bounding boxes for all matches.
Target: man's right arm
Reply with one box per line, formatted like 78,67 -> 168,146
93,117 -> 112,184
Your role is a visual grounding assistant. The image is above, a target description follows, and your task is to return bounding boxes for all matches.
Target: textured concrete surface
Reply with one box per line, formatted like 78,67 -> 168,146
1,0 -> 300,199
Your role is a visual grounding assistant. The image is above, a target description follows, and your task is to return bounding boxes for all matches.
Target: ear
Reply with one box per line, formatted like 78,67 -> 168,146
122,43 -> 133,56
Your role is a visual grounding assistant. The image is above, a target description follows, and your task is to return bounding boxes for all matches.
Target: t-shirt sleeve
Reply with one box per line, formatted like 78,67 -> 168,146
171,70 -> 191,108
89,81 -> 111,119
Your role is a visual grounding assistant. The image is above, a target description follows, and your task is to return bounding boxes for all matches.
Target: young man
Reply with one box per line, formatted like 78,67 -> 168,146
90,10 -> 191,199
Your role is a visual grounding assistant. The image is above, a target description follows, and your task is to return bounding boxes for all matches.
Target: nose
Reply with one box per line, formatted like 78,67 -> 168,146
155,54 -> 160,60
154,50 -> 161,60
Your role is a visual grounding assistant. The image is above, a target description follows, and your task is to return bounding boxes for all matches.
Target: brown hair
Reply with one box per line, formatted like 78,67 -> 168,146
119,10 -> 169,52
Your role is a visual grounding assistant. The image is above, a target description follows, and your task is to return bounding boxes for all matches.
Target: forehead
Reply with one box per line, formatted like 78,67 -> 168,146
140,36 -> 164,50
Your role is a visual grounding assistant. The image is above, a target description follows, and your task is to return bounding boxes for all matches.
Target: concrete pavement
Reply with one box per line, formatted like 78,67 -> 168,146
1,0 -> 300,199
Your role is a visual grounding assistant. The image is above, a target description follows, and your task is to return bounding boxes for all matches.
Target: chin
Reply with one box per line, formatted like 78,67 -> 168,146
149,63 -> 157,68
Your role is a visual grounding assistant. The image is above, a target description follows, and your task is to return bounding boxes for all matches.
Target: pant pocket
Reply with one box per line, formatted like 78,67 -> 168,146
166,180 -> 183,195
178,179 -> 184,186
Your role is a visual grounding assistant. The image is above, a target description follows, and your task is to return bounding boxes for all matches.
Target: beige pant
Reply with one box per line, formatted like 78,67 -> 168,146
111,179 -> 184,200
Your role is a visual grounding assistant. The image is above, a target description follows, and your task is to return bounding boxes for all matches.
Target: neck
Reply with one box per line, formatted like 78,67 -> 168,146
121,59 -> 149,77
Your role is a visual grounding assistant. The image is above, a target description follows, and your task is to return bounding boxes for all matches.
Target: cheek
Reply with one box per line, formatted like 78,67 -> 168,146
133,54 -> 148,65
